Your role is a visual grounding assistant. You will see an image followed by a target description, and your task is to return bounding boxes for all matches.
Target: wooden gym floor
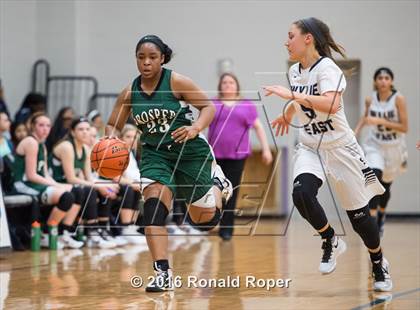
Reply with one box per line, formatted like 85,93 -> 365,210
0,219 -> 419,309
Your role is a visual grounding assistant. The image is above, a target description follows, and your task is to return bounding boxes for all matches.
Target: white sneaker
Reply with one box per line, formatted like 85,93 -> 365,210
213,164 -> 233,203
59,231 -> 84,249
86,234 -> 116,249
100,229 -> 128,247
41,233 -> 64,250
319,236 -> 347,274
121,225 -> 148,245
372,257 -> 393,292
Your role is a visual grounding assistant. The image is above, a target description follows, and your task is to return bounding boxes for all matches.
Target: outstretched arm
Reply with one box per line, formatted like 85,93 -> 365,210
264,85 -> 342,114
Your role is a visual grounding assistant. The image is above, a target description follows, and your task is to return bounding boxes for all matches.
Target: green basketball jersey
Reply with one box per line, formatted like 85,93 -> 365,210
131,68 -> 194,146
50,138 -> 86,183
13,139 -> 47,191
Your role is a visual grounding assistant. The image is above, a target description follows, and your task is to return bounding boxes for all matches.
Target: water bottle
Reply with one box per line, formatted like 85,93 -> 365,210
31,221 -> 41,251
48,222 -> 58,250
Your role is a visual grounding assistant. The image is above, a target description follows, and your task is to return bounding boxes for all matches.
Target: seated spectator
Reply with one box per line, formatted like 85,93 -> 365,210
0,79 -> 10,117
46,107 -> 74,152
14,93 -> 47,124
87,126 -> 98,149
13,112 -> 83,249
87,109 -> 105,138
0,112 -> 12,157
112,124 -> 145,244
50,117 -> 120,248
10,121 -> 28,148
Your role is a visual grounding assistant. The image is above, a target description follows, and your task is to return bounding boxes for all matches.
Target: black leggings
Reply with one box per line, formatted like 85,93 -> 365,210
110,185 -> 141,224
368,169 -> 392,211
293,173 -> 381,249
292,173 -> 328,231
217,158 -> 246,234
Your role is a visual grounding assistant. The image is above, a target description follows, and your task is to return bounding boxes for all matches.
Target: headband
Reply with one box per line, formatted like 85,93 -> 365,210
87,110 -> 101,123
374,67 -> 394,80
71,116 -> 90,129
136,35 -> 166,54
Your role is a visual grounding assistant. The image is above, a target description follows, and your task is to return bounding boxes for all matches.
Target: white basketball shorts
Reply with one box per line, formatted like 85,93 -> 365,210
293,137 -> 385,211
363,139 -> 407,183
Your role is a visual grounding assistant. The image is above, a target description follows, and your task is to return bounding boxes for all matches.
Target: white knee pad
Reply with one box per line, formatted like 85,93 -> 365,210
41,186 -> 58,205
192,187 -> 217,209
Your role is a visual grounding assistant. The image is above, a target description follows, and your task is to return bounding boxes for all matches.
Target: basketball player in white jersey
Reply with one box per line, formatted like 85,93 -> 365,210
264,17 -> 392,292
354,68 -> 408,237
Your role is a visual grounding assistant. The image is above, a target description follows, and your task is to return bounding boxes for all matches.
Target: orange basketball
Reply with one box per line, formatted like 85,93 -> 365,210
90,138 -> 130,179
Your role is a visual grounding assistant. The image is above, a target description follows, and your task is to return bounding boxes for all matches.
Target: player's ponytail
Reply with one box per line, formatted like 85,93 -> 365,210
294,18 -> 346,60
135,35 -> 173,64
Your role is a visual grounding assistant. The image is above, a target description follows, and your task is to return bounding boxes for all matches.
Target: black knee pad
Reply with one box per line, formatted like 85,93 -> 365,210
292,174 -> 322,213
120,186 -> 140,210
81,187 -> 98,220
57,192 -> 75,212
143,198 -> 169,226
187,208 -> 221,232
71,186 -> 84,205
98,200 -> 111,218
379,182 -> 391,208
292,174 -> 327,230
347,206 -> 380,249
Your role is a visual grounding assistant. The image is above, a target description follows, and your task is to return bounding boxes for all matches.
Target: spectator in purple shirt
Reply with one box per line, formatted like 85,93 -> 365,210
208,73 -> 273,240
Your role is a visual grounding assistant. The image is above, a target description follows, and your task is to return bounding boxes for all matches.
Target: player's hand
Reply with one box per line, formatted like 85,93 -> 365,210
97,183 -> 119,199
262,149 -> 273,165
271,114 -> 290,136
171,125 -> 200,143
416,140 -> 420,150
263,85 -> 293,100
364,116 -> 384,126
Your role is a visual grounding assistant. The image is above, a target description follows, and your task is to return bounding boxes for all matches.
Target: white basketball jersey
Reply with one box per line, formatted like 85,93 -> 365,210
367,91 -> 403,145
289,57 -> 354,148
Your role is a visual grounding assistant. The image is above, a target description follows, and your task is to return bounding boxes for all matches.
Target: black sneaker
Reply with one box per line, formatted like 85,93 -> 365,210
219,228 -> 233,241
372,258 -> 393,292
145,263 -> 174,292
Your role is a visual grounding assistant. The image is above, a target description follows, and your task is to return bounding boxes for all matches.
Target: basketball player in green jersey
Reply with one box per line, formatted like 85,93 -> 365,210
50,117 -> 121,248
105,35 -> 232,292
13,113 -> 83,249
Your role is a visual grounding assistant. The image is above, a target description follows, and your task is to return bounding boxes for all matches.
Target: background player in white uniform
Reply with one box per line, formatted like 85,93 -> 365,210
354,68 -> 408,237
264,17 -> 392,292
